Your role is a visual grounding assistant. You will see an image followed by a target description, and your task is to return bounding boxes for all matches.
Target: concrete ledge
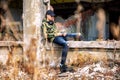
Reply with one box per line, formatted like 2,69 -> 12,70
0,41 -> 119,49
0,41 -> 23,46
46,41 -> 120,50
67,41 -> 120,49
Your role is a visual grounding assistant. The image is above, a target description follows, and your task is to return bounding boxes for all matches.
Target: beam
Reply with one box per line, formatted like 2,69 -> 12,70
67,41 -> 120,49
23,0 -> 45,79
0,41 -> 119,49
23,0 -> 43,59
0,41 -> 23,46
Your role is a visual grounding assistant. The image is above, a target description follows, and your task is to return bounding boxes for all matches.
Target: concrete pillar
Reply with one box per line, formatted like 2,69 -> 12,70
23,0 -> 46,61
23,0 -> 46,79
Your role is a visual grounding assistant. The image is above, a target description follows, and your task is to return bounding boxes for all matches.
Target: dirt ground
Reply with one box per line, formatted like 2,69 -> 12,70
0,60 -> 119,80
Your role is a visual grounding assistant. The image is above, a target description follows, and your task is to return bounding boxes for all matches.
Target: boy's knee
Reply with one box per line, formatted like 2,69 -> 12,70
76,33 -> 84,41
63,42 -> 69,47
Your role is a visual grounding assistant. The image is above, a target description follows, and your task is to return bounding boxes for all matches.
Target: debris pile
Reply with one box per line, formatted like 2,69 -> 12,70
0,61 -> 119,80
58,62 -> 120,80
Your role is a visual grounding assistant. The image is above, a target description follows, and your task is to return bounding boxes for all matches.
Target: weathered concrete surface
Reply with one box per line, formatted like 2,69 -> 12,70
23,0 -> 47,79
45,41 -> 120,50
23,0 -> 47,64
0,48 -> 9,65
0,41 -> 120,67
39,41 -> 120,67
40,48 -> 120,67
67,41 -> 120,49
0,47 -> 23,65
0,41 -> 23,46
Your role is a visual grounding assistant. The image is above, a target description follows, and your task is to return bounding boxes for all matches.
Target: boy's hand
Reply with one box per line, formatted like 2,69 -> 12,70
55,32 -> 67,36
55,33 -> 63,36
62,32 -> 67,36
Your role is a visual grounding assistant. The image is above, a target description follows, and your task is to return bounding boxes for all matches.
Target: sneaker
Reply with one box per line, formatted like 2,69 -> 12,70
60,65 -> 75,73
60,65 -> 67,73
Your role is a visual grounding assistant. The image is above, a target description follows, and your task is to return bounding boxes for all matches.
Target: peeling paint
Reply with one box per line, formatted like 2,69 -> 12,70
31,0 -> 35,8
33,13 -> 41,27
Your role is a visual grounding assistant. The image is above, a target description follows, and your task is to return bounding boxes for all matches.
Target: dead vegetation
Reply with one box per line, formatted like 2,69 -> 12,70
0,39 -> 120,80
68,52 -> 108,67
0,60 -> 120,80
0,44 -> 119,80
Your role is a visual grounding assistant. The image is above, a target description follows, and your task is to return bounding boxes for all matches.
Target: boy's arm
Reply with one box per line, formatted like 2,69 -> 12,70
42,23 -> 47,39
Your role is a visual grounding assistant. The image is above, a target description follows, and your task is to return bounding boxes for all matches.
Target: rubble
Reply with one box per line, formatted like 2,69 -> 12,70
57,62 -> 119,80
0,61 -> 119,80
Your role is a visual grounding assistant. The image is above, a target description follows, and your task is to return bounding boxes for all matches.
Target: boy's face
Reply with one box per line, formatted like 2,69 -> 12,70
47,15 -> 54,21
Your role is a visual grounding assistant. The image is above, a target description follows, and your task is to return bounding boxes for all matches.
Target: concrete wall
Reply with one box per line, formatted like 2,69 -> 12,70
40,46 -> 120,67
0,46 -> 23,65
0,44 -> 119,67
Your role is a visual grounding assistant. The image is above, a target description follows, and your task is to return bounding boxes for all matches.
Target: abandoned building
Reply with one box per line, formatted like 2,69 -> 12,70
0,0 -> 120,79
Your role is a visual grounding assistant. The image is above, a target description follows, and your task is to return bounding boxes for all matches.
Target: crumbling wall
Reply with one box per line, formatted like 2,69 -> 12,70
23,0 -> 46,58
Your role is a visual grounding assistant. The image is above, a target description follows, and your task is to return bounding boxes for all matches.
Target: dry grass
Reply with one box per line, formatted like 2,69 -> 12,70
0,46 -> 120,80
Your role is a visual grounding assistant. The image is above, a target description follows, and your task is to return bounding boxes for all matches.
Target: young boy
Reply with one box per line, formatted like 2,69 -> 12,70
41,10 -> 83,73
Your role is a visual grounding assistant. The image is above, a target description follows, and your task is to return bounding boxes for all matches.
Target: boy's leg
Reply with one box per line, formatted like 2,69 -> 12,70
53,36 -> 69,66
53,36 -> 75,73
65,33 -> 83,40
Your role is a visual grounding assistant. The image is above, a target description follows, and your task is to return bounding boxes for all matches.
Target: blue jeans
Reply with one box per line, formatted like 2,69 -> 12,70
53,33 -> 80,65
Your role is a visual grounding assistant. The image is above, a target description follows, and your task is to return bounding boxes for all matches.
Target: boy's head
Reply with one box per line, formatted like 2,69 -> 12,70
46,10 -> 55,21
